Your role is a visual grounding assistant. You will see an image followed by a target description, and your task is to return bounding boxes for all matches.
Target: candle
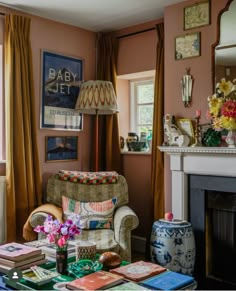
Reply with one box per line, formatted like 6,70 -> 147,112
196,109 -> 201,118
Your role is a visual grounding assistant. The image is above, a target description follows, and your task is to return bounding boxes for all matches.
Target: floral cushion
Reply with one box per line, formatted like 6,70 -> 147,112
62,196 -> 117,230
58,171 -> 118,184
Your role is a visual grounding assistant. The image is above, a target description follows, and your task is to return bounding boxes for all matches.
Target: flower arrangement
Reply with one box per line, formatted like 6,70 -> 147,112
34,214 -> 81,251
207,78 -> 236,130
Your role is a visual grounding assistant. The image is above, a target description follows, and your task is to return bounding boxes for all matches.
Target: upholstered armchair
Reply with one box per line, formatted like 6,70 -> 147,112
23,172 -> 139,261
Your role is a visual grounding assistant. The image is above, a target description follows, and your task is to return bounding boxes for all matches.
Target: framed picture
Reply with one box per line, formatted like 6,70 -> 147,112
41,50 -> 83,131
176,118 -> 194,144
45,136 -> 78,162
184,0 -> 210,30
175,32 -> 201,60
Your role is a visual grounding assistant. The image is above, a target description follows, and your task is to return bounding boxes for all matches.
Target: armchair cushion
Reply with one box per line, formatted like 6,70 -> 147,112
62,196 -> 117,229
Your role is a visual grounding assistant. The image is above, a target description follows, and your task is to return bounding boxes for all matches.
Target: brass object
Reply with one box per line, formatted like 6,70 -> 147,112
191,117 -> 202,147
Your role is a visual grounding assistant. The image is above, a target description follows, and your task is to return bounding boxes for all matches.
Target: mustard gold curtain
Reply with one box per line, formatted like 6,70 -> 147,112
5,14 -> 42,241
96,33 -> 121,172
151,23 -> 165,221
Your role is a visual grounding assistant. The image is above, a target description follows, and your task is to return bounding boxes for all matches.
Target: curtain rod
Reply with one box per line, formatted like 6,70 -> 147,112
117,27 -> 155,39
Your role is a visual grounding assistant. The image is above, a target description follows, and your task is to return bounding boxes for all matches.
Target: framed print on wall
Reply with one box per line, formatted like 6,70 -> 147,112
175,32 -> 201,60
184,0 -> 210,30
45,136 -> 78,162
41,50 -> 83,131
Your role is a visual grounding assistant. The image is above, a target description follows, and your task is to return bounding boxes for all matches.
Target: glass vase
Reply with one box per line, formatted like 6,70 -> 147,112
56,248 -> 68,275
225,130 -> 235,148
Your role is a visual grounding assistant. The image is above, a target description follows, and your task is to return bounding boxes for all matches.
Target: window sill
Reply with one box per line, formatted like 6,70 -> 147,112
121,151 -> 151,155
0,160 -> 6,164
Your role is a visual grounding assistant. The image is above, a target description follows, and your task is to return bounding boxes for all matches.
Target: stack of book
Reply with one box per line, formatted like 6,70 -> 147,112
0,242 -> 47,274
25,239 -> 76,262
65,261 -> 197,290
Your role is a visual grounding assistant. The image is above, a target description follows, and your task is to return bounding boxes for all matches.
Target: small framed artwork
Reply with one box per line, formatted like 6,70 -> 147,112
176,118 -> 194,144
41,50 -> 84,131
175,32 -> 201,60
184,0 -> 210,30
45,136 -> 78,162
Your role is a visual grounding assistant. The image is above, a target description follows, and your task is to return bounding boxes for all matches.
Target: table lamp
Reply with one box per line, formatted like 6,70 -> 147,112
75,80 -> 118,171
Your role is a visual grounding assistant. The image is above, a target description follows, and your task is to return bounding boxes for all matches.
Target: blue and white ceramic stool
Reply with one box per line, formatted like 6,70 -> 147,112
150,219 -> 195,275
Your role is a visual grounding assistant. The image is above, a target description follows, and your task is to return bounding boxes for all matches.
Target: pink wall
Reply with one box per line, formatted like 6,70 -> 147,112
116,20 -> 159,238
0,6 -> 96,193
0,0 -> 230,239
164,0 -> 228,211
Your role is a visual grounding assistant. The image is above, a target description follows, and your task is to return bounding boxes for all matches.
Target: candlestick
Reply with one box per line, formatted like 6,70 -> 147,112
191,116 -> 202,147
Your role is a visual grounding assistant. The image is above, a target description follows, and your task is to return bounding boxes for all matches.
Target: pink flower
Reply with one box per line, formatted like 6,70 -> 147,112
34,214 -> 81,250
57,236 -> 67,248
221,100 -> 236,118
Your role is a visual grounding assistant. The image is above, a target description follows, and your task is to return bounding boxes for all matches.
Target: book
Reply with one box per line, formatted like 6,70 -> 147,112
141,270 -> 194,290
107,281 -> 149,290
0,257 -> 48,274
0,242 -> 42,262
0,253 -> 45,267
66,270 -> 124,290
22,266 -> 59,286
24,239 -> 49,248
110,260 -> 166,282
40,243 -> 75,257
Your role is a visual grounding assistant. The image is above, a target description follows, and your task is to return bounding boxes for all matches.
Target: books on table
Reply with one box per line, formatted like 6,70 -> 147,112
0,242 -> 47,274
110,260 -> 166,282
141,270 -> 195,290
0,242 -> 42,262
0,253 -> 46,268
66,270 -> 124,290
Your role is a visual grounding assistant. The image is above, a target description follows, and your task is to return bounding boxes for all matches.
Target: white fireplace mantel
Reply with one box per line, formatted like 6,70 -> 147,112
159,146 -> 236,220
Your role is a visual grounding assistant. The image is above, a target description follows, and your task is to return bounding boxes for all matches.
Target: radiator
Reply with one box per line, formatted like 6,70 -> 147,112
0,176 -> 6,243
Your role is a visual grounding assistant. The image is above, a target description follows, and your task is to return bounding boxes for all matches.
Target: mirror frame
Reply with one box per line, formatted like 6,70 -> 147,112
212,0 -> 234,91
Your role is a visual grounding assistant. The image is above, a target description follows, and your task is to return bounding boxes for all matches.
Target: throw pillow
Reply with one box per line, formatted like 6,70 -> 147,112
62,196 -> 117,229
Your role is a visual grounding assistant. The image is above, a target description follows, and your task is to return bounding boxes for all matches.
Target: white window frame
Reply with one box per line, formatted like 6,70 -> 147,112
130,78 -> 154,135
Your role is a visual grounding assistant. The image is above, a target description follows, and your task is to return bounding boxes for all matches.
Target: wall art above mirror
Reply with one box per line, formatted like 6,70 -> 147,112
213,0 -> 236,90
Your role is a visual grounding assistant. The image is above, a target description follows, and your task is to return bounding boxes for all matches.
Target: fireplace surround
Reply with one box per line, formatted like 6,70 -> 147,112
159,146 -> 236,289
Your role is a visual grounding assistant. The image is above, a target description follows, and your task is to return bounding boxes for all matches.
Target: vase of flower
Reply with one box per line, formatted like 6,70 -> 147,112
207,78 -> 236,145
56,248 -> 68,275
226,129 -> 235,147
34,214 -> 81,276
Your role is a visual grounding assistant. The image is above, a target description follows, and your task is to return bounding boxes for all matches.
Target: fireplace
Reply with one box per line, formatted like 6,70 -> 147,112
159,146 -> 236,290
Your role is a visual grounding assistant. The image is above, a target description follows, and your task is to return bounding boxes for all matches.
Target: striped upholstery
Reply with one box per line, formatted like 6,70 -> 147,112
29,173 -> 139,261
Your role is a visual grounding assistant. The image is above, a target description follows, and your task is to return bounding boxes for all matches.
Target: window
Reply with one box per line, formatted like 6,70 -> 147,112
130,79 -> 154,135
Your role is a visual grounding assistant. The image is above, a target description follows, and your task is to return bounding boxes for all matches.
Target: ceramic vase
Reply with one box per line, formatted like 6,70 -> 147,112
56,249 -> 68,275
225,130 -> 235,148
150,219 -> 196,275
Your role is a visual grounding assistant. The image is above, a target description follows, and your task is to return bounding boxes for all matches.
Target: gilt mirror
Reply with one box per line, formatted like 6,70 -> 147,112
213,0 -> 236,88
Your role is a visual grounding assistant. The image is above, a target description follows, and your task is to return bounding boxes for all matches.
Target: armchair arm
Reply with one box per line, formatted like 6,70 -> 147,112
23,204 -> 63,241
113,205 -> 139,261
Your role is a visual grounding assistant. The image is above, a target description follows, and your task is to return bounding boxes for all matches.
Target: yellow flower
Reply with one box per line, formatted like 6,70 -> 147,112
212,117 -> 223,130
216,78 -> 233,96
208,95 -> 224,116
220,116 -> 236,130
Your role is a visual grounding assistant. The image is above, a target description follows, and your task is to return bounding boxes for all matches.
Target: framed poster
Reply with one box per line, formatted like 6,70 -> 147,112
41,50 -> 83,130
45,136 -> 78,162
184,0 -> 210,30
175,32 -> 201,60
